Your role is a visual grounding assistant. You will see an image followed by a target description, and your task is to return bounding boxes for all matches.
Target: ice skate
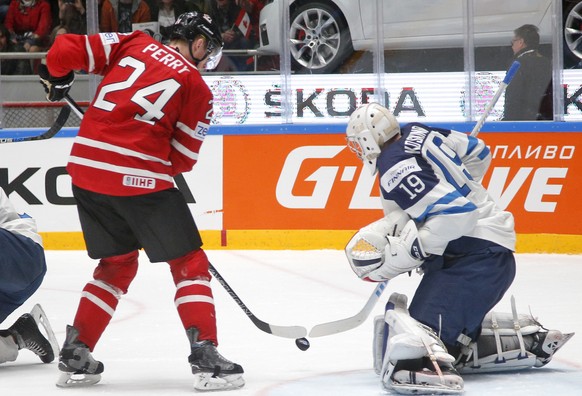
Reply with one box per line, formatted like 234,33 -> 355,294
7,311 -> 55,363
531,329 -> 575,367
386,358 -> 464,395
187,327 -> 244,392
56,325 -> 104,388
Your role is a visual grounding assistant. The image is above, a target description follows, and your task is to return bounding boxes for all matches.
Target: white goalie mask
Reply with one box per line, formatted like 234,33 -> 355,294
346,103 -> 401,175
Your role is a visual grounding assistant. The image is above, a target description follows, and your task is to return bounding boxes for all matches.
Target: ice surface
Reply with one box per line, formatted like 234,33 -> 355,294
1,250 -> 580,395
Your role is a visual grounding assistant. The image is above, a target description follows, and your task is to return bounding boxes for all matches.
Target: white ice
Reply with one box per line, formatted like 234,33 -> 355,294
1,250 -> 581,395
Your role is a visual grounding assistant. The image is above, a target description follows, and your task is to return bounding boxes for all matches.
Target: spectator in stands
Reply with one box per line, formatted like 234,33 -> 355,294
234,0 -> 261,45
503,24 -> 553,121
186,0 -> 209,13
0,0 -> 9,24
98,0 -> 115,32
155,0 -> 187,43
48,23 -> 67,46
4,0 -> 52,52
99,0 -> 151,33
208,0 -> 254,71
0,22 -> 32,74
56,0 -> 86,35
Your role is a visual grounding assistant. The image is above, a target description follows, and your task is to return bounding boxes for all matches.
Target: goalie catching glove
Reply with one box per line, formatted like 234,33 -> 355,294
38,64 -> 74,102
347,219 -> 428,282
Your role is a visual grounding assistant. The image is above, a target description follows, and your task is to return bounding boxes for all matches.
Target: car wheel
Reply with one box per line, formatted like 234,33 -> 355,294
564,1 -> 582,63
289,2 -> 353,74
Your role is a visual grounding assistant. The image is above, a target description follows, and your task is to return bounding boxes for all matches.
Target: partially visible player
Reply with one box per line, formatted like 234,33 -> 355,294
38,12 -> 244,391
344,103 -> 573,394
0,187 -> 57,365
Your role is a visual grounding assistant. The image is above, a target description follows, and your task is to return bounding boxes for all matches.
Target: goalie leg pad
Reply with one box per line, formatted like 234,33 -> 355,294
372,315 -> 386,375
455,296 -> 575,373
379,293 -> 463,395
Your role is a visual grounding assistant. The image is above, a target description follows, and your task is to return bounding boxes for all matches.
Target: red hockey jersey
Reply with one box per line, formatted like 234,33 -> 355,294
46,31 -> 213,196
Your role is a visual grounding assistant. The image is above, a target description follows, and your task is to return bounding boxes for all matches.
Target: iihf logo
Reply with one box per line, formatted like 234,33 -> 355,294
209,76 -> 251,125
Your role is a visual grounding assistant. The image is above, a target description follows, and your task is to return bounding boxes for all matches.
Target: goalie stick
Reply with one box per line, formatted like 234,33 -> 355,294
470,60 -> 521,137
309,281 -> 388,337
209,264 -> 307,339
0,100 -> 71,144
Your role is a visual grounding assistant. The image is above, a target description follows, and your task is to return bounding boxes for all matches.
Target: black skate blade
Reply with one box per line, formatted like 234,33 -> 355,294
56,372 -> 102,388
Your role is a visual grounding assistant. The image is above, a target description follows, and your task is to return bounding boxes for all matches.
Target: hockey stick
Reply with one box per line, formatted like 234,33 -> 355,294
308,280 -> 388,337
470,60 -> 521,137
209,264 -> 308,339
0,100 -> 71,144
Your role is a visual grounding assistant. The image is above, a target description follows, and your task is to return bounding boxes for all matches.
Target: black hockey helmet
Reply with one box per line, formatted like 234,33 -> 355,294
170,11 -> 223,70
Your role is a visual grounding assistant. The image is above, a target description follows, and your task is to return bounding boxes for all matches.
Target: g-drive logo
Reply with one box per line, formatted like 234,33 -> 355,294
275,146 -> 380,210
274,145 -> 570,214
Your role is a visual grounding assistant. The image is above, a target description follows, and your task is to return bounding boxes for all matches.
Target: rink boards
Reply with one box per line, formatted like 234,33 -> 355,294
0,122 -> 581,253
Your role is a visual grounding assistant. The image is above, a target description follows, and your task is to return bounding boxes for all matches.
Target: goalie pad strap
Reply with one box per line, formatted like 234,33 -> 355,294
455,296 -> 542,373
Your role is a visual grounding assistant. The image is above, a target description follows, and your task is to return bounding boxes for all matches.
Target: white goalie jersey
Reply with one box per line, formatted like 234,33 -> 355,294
376,123 -> 515,255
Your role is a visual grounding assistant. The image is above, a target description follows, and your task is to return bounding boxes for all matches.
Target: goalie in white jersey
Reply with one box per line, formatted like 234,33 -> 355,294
344,103 -> 573,394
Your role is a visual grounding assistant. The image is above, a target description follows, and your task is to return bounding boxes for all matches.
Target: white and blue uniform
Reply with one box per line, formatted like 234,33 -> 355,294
0,188 -> 46,323
377,123 -> 516,346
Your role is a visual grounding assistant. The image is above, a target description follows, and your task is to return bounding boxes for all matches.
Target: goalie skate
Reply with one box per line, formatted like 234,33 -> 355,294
385,361 -> 464,395
532,330 -> 575,367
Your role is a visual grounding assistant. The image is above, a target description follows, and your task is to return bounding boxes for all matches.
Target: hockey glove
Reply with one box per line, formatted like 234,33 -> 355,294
346,211 -> 410,282
38,64 -> 74,102
366,219 -> 428,281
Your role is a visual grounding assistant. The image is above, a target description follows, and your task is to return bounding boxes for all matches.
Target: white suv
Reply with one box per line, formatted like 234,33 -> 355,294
258,0 -> 582,73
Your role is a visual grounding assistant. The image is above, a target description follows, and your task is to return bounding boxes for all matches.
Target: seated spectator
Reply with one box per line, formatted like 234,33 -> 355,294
56,0 -> 86,35
0,22 -> 32,74
208,0 -> 255,71
100,0 -> 151,33
4,0 -> 52,52
155,0 -> 187,43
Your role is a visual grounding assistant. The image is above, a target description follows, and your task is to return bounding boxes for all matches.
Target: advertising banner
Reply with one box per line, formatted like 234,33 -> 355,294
0,136 -> 224,233
203,71 -> 582,125
223,132 -> 582,235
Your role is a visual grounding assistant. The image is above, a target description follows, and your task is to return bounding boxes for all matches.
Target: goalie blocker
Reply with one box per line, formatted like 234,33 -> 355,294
373,293 -> 574,395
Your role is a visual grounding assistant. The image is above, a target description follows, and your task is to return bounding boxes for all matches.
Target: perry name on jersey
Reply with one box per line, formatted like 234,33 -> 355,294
47,31 -> 213,196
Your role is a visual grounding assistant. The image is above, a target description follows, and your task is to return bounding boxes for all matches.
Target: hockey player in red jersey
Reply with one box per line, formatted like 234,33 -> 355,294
38,12 -> 244,391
